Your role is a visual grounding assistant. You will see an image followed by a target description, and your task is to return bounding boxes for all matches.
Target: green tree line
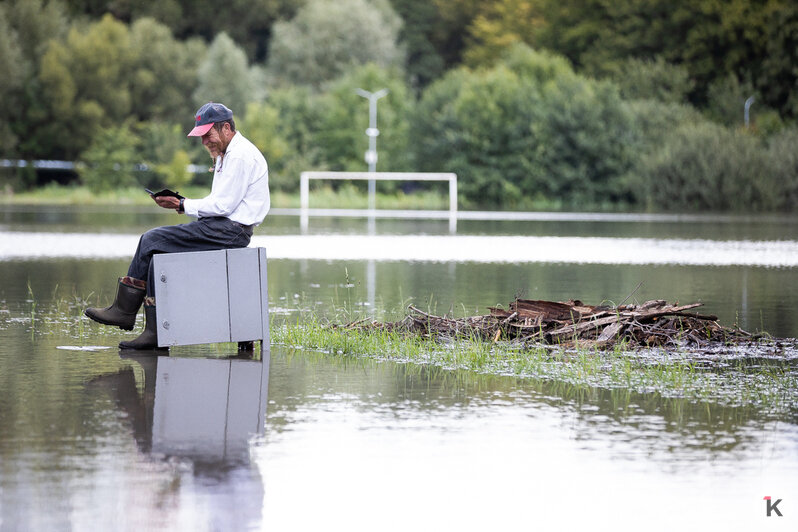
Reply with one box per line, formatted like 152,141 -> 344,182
1,0 -> 797,211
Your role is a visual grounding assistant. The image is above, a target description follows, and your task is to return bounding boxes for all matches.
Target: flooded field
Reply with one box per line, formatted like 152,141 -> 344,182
1,206 -> 797,530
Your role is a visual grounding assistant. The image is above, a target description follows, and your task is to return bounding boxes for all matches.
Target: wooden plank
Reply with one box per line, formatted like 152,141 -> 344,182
596,321 -> 623,345
549,315 -> 622,341
635,303 -> 703,321
511,299 -> 583,320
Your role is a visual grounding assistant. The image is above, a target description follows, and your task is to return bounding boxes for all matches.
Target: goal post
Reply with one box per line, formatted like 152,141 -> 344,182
299,171 -> 458,232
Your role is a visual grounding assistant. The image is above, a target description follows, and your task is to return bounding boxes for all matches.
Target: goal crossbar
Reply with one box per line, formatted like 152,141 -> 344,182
299,171 -> 458,231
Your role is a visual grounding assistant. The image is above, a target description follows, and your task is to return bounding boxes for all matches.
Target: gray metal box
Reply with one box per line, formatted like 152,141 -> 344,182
153,247 -> 269,347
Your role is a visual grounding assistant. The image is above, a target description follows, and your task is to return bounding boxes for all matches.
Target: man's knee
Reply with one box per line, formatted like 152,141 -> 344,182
140,226 -> 175,247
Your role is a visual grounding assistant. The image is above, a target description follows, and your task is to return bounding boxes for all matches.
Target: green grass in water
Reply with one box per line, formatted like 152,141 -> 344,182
272,316 -> 798,414
5,289 -> 795,414
1,183 -> 451,210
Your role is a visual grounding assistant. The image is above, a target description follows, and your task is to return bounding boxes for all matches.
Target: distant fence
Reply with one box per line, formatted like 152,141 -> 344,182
0,159 -> 209,173
299,171 -> 458,233
1,159 -> 77,170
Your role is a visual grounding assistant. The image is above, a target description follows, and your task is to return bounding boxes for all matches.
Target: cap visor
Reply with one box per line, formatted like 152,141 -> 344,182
187,123 -> 214,137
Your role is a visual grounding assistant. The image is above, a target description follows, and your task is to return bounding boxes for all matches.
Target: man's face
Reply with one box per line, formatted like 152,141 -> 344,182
201,123 -> 230,158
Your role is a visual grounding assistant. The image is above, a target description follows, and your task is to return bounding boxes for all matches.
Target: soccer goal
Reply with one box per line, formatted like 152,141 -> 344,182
299,171 -> 458,232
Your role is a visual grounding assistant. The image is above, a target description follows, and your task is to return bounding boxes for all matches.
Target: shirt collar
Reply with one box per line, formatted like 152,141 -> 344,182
224,131 -> 241,155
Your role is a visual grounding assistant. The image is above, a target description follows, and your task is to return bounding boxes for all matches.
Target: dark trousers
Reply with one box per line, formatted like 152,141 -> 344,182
127,217 -> 253,296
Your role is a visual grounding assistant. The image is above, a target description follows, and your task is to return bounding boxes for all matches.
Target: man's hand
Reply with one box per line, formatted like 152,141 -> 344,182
153,195 -> 181,211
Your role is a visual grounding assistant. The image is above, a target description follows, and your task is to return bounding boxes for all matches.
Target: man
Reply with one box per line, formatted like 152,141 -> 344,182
85,102 -> 270,349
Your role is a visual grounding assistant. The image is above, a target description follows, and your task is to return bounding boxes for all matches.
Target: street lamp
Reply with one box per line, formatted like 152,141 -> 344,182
744,96 -> 755,128
355,88 -> 389,212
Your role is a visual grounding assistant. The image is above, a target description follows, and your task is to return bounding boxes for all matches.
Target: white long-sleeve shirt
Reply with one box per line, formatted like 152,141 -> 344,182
182,132 -> 270,226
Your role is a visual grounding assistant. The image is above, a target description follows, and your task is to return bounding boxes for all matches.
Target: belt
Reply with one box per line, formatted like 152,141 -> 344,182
232,221 -> 255,235
202,216 -> 255,232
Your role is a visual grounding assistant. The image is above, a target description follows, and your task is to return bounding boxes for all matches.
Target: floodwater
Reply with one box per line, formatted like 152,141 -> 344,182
1,206 -> 797,530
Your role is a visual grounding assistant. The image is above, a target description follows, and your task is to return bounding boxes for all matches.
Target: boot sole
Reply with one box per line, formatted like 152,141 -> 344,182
118,344 -> 168,351
84,310 -> 136,331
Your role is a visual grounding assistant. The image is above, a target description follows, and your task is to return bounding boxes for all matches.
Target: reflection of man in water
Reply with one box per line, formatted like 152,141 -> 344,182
84,102 -> 270,349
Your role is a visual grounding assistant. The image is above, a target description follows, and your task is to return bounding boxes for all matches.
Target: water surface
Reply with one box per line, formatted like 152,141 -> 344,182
1,206 -> 796,530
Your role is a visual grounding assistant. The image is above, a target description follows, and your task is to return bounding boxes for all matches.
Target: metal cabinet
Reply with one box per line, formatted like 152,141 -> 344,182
153,247 -> 269,347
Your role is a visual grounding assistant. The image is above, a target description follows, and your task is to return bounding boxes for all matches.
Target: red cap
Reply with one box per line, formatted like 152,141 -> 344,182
188,122 -> 214,137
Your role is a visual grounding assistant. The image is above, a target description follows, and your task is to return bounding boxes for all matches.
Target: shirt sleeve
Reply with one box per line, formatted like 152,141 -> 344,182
182,157 -> 252,218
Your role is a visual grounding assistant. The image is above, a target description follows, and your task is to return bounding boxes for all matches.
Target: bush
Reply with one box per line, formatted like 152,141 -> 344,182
767,127 -> 798,210
532,76 -> 636,206
637,121 -> 778,211
412,65 -> 539,208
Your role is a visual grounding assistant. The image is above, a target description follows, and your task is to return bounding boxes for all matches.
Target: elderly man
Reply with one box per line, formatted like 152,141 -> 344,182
85,102 -> 270,349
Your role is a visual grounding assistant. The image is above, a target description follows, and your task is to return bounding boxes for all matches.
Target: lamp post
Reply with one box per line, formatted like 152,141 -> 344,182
744,96 -> 755,128
355,88 -> 389,212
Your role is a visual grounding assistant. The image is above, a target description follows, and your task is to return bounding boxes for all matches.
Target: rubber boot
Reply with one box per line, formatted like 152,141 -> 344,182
85,278 -> 146,331
119,303 -> 165,350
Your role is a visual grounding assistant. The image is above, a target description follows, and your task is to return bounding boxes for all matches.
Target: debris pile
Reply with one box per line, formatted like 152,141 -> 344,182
337,298 -> 762,349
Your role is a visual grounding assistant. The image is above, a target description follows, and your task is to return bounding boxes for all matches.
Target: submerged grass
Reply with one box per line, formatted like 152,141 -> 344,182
5,288 -> 796,416
272,315 -> 798,415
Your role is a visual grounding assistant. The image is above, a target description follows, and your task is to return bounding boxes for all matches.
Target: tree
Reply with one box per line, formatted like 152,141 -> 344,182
129,18 -> 206,124
758,1 -> 798,117
240,101 -> 297,191
193,32 -> 253,115
2,0 -> 70,159
462,0 -> 544,67
63,0 -> 291,62
4,0 -> 69,60
705,74 -> 757,127
37,14 -> 134,159
135,121 -> 199,189
315,64 -> 414,176
611,56 -> 694,104
0,7 -> 25,157
266,0 -> 405,89
79,123 -> 140,192
388,0 -> 445,89
429,0 -> 484,68
413,44 -> 636,209
240,85 -> 331,192
534,0 -> 798,118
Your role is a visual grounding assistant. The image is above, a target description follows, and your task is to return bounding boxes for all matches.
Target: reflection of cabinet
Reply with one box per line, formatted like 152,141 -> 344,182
152,356 -> 269,460
153,247 -> 269,347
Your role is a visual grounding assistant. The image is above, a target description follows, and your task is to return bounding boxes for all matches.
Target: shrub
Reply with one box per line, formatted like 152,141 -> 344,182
637,121 -> 777,211
767,127 -> 798,211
